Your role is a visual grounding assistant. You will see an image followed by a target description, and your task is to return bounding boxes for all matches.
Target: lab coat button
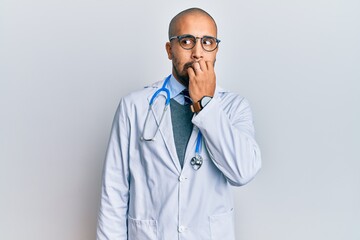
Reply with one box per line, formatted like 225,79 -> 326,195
178,176 -> 186,182
178,225 -> 186,233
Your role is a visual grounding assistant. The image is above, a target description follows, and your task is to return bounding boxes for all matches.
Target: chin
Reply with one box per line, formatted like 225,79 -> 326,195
173,67 -> 189,87
177,75 -> 189,87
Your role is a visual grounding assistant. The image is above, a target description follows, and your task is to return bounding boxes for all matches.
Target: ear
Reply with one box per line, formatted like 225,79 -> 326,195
165,42 -> 172,60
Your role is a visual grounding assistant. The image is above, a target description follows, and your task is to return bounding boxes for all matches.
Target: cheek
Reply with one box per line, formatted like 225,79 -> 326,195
172,53 -> 185,66
173,50 -> 191,62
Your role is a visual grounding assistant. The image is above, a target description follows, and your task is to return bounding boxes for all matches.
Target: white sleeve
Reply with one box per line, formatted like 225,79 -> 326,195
97,99 -> 130,240
192,95 -> 262,186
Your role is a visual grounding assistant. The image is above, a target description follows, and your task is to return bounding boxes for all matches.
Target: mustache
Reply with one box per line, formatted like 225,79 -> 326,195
184,62 -> 195,70
183,60 -> 217,70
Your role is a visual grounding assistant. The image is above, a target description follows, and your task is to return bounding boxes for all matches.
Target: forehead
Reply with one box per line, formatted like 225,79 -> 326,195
174,13 -> 217,37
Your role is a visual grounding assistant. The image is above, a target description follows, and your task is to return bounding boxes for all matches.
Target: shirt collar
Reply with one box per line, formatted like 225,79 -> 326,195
168,74 -> 186,99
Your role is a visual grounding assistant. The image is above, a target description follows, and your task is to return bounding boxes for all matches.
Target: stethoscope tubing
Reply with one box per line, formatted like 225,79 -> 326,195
141,76 -> 171,141
141,75 -> 203,170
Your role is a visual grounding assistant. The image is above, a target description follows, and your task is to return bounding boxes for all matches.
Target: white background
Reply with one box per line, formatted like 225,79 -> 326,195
1,0 -> 359,239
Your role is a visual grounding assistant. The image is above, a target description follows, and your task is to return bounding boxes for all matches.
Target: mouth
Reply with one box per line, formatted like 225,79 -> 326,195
184,62 -> 195,70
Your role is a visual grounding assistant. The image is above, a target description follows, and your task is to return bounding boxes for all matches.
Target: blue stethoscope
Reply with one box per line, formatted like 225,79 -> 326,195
141,75 -> 204,170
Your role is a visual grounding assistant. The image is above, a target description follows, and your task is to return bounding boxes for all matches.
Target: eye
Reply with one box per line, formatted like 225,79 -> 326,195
202,37 -> 215,46
180,37 -> 194,46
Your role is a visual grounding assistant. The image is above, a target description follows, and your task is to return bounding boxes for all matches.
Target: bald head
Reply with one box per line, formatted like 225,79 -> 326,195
168,8 -> 217,39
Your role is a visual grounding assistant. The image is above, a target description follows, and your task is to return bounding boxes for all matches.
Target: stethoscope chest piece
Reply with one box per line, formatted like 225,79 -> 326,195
190,154 -> 203,170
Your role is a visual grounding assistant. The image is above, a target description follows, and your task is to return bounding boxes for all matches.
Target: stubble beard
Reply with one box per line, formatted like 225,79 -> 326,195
172,61 -> 195,88
172,63 -> 189,87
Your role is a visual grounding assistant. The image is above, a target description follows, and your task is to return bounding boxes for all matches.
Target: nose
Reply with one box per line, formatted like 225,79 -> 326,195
191,38 -> 203,61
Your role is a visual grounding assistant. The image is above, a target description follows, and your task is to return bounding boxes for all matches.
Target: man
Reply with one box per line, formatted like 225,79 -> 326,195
97,7 -> 261,240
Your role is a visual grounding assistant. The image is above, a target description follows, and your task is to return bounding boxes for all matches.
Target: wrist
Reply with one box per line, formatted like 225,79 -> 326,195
190,96 -> 213,113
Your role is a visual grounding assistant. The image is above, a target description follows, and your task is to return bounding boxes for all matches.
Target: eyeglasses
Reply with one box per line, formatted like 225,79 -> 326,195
169,34 -> 221,52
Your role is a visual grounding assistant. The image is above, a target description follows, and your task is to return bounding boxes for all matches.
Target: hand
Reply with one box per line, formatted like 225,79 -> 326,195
187,60 -> 216,103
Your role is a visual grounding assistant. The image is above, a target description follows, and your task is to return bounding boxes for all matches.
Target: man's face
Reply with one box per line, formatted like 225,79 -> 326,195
166,14 -> 218,87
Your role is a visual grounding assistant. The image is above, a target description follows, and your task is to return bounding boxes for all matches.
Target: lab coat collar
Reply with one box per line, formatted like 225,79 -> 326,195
146,76 -> 181,172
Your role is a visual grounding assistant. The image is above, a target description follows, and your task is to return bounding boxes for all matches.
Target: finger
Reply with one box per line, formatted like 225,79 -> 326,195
199,60 -> 207,71
187,66 -> 196,79
205,60 -> 215,72
192,62 -> 201,72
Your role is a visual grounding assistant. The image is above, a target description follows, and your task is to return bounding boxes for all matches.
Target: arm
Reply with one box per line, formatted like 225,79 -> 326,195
192,95 -> 261,186
187,60 -> 261,186
97,100 -> 130,239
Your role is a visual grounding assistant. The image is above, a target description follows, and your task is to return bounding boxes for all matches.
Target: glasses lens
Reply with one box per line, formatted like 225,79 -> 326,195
179,36 -> 196,49
201,37 -> 218,51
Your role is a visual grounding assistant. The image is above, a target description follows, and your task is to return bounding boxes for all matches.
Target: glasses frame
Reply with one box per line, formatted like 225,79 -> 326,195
169,34 -> 221,52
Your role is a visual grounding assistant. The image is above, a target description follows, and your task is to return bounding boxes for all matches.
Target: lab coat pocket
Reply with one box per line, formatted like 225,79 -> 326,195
128,216 -> 157,240
209,208 -> 235,240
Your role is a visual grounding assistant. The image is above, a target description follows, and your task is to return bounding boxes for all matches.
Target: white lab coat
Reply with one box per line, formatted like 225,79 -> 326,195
97,78 -> 261,240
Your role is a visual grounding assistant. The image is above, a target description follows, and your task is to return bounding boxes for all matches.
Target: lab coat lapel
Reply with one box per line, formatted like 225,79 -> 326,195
147,89 -> 181,173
